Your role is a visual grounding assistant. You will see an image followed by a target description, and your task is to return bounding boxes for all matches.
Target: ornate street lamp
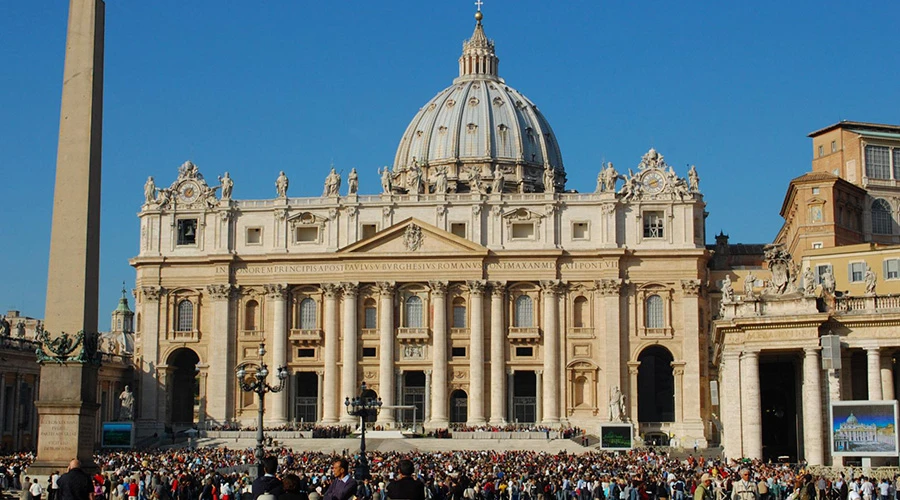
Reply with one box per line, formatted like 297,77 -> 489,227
344,381 -> 383,480
236,343 -> 288,476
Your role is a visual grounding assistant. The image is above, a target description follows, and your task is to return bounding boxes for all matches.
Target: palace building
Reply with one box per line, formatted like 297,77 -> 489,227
131,11 -> 712,446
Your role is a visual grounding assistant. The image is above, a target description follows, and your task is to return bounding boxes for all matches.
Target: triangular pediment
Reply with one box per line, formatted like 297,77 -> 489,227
339,218 -> 488,255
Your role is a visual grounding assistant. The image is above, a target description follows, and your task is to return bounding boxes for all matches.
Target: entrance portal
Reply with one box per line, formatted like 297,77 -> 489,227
513,371 -> 537,423
637,346 -> 674,422
294,372 -> 318,423
168,348 -> 199,425
401,371 -> 426,425
450,390 -> 468,423
760,355 -> 799,462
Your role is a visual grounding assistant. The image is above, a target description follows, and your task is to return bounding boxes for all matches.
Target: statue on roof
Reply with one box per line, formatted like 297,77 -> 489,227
688,165 -> 700,192
803,267 -> 816,295
865,266 -> 877,296
744,273 -> 756,300
379,166 -> 392,194
763,243 -> 796,295
276,171 -> 289,198
407,160 -> 423,194
822,269 -> 836,295
178,161 -> 203,180
218,172 -> 233,200
433,166 -> 449,195
144,177 -> 158,205
543,165 -> 556,194
469,167 -> 485,195
639,148 -> 665,169
721,275 -> 735,302
491,165 -> 504,194
347,168 -> 358,195
0,315 -> 9,337
324,167 -> 341,197
600,162 -> 622,193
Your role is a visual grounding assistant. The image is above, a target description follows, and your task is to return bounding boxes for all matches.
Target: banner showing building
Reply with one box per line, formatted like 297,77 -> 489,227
599,423 -> 633,450
831,400 -> 898,457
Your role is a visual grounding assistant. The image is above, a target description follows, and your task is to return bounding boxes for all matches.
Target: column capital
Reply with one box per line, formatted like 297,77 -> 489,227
670,360 -> 686,376
489,281 -> 507,298
377,281 -> 396,296
740,349 -> 760,360
140,286 -> 163,302
507,368 -> 515,376
341,282 -> 359,297
428,281 -> 448,296
322,282 -> 342,299
206,284 -> 237,300
627,361 -> 641,375
865,345 -> 882,353
264,283 -> 289,300
595,278 -> 622,297
540,279 -> 564,296
535,369 -> 543,376
425,369 -> 432,376
803,346 -> 821,355
467,280 -> 487,296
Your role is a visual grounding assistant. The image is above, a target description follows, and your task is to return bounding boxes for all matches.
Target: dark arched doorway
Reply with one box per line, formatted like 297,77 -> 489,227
450,390 -> 468,423
637,346 -> 674,422
168,348 -> 200,424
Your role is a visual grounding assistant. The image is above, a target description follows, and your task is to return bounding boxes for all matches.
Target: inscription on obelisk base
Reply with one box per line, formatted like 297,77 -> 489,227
30,363 -> 100,475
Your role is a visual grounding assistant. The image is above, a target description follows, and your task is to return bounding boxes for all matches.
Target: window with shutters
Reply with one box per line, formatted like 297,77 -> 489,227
404,296 -> 423,328
299,298 -> 317,329
848,262 -> 866,282
885,259 -> 900,280
645,295 -> 664,329
866,146 -> 891,180
872,199 -> 893,235
514,295 -> 533,327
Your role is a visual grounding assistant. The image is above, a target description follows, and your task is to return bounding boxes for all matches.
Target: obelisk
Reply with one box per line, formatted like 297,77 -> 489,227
31,0 -> 105,475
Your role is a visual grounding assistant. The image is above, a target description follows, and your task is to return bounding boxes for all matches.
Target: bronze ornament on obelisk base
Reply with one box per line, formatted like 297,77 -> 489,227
30,0 -> 106,476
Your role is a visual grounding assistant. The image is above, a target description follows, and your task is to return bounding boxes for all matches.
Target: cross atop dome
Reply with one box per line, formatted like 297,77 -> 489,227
459,2 -> 499,80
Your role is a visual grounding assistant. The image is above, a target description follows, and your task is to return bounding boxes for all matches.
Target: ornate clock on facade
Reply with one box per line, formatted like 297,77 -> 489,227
179,181 -> 200,203
641,171 -> 666,195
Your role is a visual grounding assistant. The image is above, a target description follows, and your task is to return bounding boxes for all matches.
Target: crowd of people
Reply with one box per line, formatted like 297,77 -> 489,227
1,447 -> 899,500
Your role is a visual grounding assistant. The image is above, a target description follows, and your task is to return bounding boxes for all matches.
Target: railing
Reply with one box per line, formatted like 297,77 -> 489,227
289,329 -> 323,344
397,327 -> 430,342
834,294 -> 900,313
508,327 -> 541,343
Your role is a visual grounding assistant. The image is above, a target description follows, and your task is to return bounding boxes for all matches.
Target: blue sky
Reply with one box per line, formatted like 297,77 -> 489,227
1,1 -> 899,321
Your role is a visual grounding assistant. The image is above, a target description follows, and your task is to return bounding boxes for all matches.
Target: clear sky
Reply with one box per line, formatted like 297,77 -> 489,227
1,1 -> 899,323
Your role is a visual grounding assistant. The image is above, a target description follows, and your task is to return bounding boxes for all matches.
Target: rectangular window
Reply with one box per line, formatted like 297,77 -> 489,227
572,222 -> 588,240
812,242 -> 823,249
364,307 -> 377,329
362,224 -> 378,240
643,211 -> 664,238
297,348 -> 315,358
451,223 -> 467,238
865,145 -> 891,179
849,261 -> 866,282
894,149 -> 900,180
362,347 -> 377,358
818,145 -> 824,157
176,219 -> 198,246
295,226 -> 319,243
812,187 -> 820,195
831,140 -> 837,153
511,222 -> 535,239
452,305 -> 466,328
452,347 -> 466,358
885,259 -> 900,280
515,347 -> 533,357
246,227 -> 262,245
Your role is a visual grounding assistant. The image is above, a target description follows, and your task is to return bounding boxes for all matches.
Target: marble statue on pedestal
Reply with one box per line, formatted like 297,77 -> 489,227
433,166 -> 448,194
803,267 -> 816,295
865,266 -> 877,295
144,177 -> 157,204
491,165 -> 504,194
324,167 -> 341,196
276,171 -> 289,198
379,166 -> 392,194
218,172 -> 233,200
119,385 -> 134,421
688,165 -> 700,192
609,386 -> 626,422
347,168 -> 358,195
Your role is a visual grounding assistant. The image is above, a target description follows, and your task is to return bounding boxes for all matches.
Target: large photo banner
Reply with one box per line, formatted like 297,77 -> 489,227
831,400 -> 898,457
599,423 -> 633,450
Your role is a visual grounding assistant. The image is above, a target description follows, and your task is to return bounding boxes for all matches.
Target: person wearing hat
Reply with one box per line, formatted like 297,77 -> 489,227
695,475 -> 713,500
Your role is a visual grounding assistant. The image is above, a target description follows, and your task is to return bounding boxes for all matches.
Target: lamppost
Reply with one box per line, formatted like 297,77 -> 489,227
344,381 -> 383,480
236,343 -> 288,476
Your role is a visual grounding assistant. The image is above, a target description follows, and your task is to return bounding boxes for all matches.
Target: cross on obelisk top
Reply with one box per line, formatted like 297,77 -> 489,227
475,0 -> 483,12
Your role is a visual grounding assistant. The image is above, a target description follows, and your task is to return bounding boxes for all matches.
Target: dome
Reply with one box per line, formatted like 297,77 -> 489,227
392,14 -> 565,194
846,413 -> 858,425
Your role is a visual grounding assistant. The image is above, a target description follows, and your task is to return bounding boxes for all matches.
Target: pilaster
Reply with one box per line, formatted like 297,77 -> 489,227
206,283 -> 236,423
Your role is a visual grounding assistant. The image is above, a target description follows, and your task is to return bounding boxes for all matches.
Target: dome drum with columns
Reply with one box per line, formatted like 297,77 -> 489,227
392,14 -> 565,194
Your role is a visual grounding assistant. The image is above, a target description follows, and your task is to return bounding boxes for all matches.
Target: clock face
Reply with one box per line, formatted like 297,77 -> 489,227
180,181 -> 200,203
642,171 -> 665,194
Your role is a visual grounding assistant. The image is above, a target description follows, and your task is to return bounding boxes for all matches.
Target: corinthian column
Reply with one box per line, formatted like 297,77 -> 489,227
321,283 -> 341,423
467,280 -> 486,424
340,283 -> 359,424
429,281 -> 449,427
540,280 -> 560,424
376,282 -> 396,425
489,282 -> 507,424
206,284 -> 236,423
264,283 -> 289,424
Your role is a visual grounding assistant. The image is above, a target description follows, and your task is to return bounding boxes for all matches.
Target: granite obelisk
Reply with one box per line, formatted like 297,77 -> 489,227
32,0 -> 105,475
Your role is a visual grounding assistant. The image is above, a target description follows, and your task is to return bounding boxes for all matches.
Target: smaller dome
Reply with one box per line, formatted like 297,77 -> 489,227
845,413 -> 858,425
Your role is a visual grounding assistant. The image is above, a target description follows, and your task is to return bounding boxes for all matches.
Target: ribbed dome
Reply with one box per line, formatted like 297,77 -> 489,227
392,14 -> 564,194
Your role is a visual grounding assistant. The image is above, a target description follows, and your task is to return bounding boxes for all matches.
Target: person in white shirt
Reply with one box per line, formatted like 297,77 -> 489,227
30,478 -> 45,500
861,478 -> 874,500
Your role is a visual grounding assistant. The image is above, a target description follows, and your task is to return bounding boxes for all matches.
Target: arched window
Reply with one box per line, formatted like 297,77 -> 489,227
872,199 -> 893,235
363,298 -> 377,329
573,296 -> 588,328
452,297 -> 467,328
645,294 -> 664,329
405,296 -> 423,328
176,300 -> 193,332
244,300 -> 258,331
514,295 -> 533,327
299,298 -> 317,330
